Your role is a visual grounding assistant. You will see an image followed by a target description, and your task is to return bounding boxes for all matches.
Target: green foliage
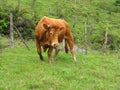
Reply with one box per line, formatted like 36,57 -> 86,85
107,31 -> 120,50
89,33 -> 104,50
0,0 -> 35,39
97,0 -> 120,13
0,6 -> 9,34
0,19 -> 9,33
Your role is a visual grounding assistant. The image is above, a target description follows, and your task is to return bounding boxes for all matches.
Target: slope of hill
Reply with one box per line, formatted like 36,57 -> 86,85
0,0 -> 120,50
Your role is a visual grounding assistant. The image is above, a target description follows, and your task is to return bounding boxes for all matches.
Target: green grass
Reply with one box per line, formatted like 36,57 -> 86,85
0,38 -> 120,90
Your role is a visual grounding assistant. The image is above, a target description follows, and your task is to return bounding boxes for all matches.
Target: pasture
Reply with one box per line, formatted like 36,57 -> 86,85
0,38 -> 120,90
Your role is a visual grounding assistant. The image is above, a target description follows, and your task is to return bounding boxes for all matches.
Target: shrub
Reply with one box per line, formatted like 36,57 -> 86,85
107,31 -> 120,50
89,32 -> 104,50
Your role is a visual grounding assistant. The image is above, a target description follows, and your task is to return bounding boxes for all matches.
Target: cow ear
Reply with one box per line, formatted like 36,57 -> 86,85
43,23 -> 50,30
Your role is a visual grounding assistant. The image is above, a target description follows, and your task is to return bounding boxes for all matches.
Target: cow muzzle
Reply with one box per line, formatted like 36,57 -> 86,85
51,42 -> 59,48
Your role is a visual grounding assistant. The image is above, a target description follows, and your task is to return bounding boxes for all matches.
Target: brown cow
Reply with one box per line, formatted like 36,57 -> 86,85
35,16 -> 76,63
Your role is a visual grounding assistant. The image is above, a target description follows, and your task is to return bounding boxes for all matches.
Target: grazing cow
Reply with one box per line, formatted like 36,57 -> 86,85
35,16 -> 76,63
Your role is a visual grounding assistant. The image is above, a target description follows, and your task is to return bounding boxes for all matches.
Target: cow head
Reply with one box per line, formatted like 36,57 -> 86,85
43,23 -> 64,48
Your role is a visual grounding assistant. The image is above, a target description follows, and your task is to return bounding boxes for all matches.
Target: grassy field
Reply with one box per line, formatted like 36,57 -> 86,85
0,38 -> 120,90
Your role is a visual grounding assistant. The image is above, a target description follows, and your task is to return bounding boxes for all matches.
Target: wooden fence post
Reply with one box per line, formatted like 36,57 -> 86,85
10,13 -> 14,48
84,21 -> 88,54
75,0 -> 77,4
17,0 -> 21,10
103,26 -> 108,55
90,22 -> 94,34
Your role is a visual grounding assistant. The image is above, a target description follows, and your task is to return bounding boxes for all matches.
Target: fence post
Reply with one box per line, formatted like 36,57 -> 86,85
10,13 -> 14,48
103,26 -> 108,55
17,0 -> 20,10
75,0 -> 77,4
84,21 -> 88,54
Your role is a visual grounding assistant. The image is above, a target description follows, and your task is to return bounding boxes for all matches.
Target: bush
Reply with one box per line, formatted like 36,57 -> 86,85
14,18 -> 35,39
0,7 -> 10,35
89,32 -> 104,50
115,0 -> 120,6
107,31 -> 120,50
0,3 -> 35,39
89,30 -> 120,51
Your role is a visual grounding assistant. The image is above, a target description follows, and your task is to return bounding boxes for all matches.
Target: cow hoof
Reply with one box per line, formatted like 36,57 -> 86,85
40,58 -> 44,61
39,56 -> 44,61
41,59 -> 44,61
74,57 -> 77,62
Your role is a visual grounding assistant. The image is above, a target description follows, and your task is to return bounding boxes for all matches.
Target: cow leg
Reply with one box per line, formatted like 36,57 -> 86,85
65,39 -> 69,53
67,38 -> 76,61
36,40 -> 44,61
43,46 -> 48,52
53,48 -> 59,61
47,47 -> 54,63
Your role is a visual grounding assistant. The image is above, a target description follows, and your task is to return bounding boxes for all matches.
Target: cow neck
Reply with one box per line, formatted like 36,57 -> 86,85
43,30 -> 48,42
